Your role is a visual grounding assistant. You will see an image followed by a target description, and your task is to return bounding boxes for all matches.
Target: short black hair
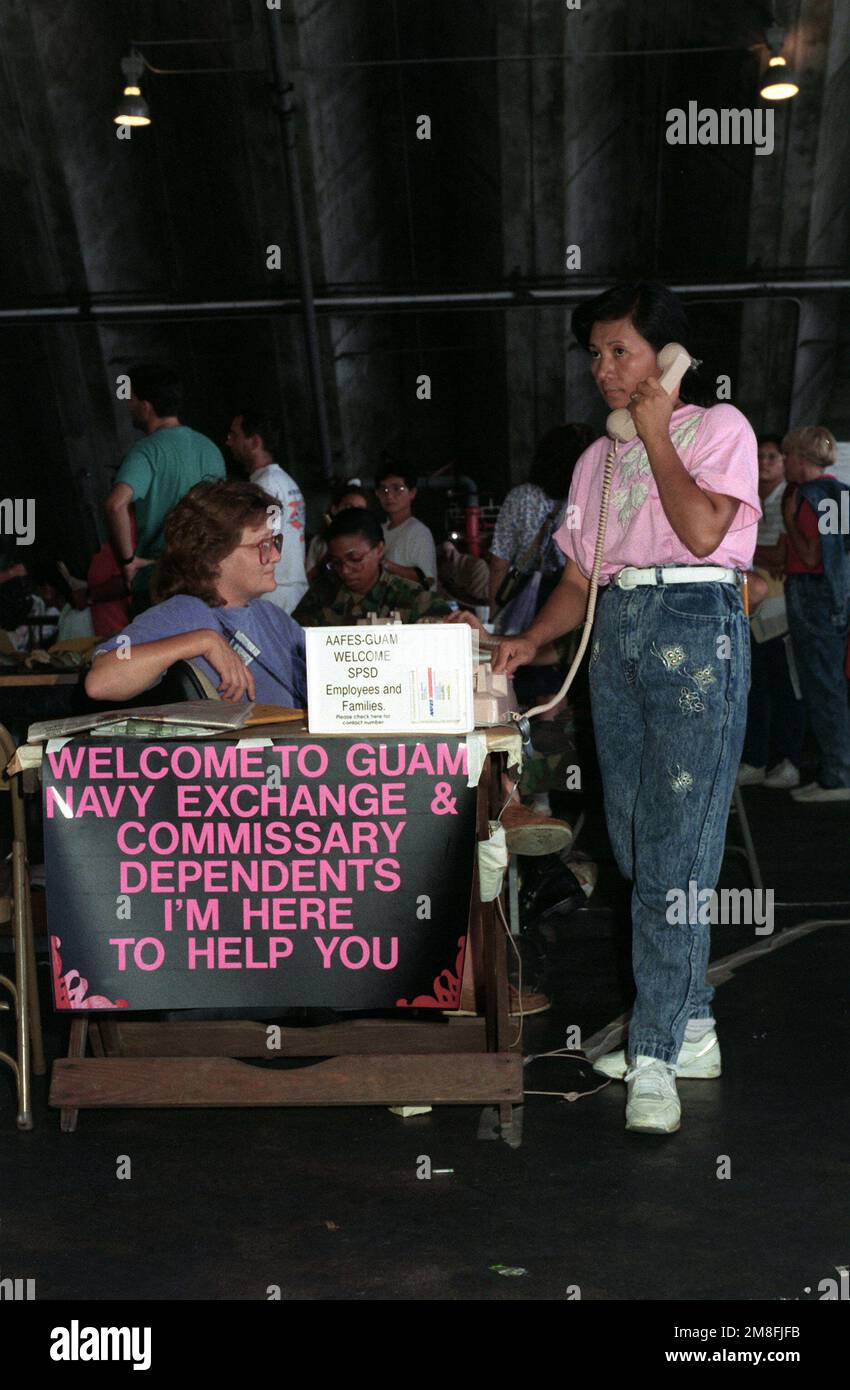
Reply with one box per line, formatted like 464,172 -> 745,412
375,454 -> 417,490
237,407 -> 281,456
572,282 -> 690,354
30,559 -> 71,603
128,364 -> 183,417
325,508 -> 384,548
757,434 -> 784,450
571,282 -> 706,404
527,422 -> 597,500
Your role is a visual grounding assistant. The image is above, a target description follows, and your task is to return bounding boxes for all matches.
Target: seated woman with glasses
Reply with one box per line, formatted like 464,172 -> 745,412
293,509 -> 453,627
85,478 -> 307,706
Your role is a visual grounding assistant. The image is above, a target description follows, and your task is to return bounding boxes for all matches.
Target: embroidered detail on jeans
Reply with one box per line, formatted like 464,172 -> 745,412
679,687 -> 704,716
690,664 -> 716,691
652,641 -> 687,671
669,764 -> 694,794
652,647 -> 716,712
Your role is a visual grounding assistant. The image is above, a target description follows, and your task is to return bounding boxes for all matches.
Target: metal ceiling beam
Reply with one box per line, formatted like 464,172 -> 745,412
788,2 -> 850,424
0,278 -> 847,325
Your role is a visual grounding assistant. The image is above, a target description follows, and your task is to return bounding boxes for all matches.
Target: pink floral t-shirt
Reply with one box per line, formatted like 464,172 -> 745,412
553,402 -> 761,581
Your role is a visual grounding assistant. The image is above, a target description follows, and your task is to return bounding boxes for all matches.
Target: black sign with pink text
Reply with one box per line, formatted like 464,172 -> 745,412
44,736 -> 477,1011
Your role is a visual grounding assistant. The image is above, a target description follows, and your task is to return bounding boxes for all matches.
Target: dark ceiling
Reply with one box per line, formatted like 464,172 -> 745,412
0,0 -> 848,570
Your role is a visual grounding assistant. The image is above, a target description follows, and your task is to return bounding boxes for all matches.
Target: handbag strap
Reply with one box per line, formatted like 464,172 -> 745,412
515,508 -> 556,573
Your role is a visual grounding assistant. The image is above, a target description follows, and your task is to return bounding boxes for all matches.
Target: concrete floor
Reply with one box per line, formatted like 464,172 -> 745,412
2,870 -> 848,1302
2,710 -> 849,1303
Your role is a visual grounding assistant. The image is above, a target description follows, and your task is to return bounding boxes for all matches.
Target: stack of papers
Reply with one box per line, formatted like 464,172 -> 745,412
27,701 -> 253,744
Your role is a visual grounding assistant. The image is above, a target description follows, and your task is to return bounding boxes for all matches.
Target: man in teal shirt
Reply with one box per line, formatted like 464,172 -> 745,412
105,364 -> 225,607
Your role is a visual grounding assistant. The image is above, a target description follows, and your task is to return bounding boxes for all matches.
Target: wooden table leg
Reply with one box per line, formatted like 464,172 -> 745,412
94,1020 -> 124,1057
11,842 -> 32,1129
60,1019 -> 89,1133
482,752 -> 511,1053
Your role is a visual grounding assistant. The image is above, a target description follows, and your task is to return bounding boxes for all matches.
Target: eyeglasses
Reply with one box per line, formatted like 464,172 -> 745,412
377,484 -> 408,496
237,534 -> 283,564
327,544 -> 378,574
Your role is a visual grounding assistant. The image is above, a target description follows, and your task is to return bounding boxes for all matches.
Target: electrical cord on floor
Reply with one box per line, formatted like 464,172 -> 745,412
496,866 -> 614,1100
503,850 -> 612,1099
523,1050 -> 613,1103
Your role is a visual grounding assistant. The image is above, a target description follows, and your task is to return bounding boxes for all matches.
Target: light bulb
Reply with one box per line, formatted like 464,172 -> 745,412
760,76 -> 799,100
114,51 -> 150,127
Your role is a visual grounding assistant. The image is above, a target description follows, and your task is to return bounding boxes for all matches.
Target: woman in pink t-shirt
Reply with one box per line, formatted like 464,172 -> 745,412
494,282 -> 760,1135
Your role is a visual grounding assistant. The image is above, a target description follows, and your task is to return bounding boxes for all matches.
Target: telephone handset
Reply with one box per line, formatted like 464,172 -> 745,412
606,342 -> 696,443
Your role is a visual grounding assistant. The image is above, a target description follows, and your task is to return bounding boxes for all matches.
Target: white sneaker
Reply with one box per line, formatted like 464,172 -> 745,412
625,1057 -> 680,1134
763,759 -> 800,790
791,781 -> 819,798
736,763 -> 766,786
791,782 -> 850,803
594,1030 -> 721,1080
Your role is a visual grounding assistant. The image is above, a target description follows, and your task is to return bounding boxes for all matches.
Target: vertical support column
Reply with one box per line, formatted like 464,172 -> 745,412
789,1 -> 850,424
265,3 -> 334,478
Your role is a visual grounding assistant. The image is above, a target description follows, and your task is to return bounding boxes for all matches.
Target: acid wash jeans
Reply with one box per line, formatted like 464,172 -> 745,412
588,579 -> 750,1065
785,574 -> 850,789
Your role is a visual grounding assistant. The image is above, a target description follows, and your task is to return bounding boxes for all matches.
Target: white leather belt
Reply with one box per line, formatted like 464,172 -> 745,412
611,565 -> 739,590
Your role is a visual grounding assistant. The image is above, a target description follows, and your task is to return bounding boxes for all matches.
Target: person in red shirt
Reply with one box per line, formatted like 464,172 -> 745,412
782,426 -> 850,801
85,517 -> 137,638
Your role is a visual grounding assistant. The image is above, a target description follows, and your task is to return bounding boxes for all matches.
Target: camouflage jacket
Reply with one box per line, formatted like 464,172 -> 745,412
293,568 -> 454,627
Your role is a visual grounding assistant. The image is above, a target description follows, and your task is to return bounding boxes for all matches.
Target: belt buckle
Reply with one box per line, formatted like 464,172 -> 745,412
617,567 -> 640,590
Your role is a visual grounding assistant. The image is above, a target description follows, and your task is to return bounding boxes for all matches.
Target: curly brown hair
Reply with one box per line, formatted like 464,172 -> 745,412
152,478 -> 279,607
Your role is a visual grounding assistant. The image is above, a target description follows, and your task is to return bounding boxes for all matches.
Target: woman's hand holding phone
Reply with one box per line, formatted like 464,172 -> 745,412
629,374 -> 676,444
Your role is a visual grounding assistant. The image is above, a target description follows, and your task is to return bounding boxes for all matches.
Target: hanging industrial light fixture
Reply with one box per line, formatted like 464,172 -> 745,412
113,51 -> 151,126
760,55 -> 800,100
760,24 -> 799,101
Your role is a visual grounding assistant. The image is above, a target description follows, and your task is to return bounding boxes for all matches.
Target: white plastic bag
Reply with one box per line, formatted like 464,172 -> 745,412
477,822 -> 508,902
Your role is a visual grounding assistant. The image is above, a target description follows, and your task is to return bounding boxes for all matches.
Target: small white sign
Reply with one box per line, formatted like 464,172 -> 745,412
306,624 -> 474,734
